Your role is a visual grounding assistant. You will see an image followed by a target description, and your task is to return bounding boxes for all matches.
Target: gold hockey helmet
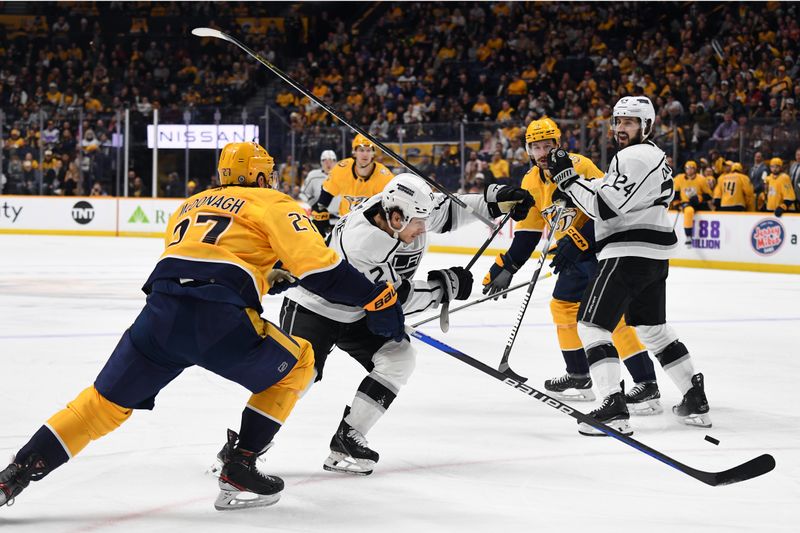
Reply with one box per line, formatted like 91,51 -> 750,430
352,133 -> 375,152
218,142 -> 275,187
525,117 -> 562,145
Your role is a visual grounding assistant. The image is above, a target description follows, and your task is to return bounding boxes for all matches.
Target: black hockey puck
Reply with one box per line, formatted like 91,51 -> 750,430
704,435 -> 720,446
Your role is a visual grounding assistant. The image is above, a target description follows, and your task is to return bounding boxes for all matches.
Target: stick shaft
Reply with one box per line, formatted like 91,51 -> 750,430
498,203 -> 566,368
193,28 -> 496,230
409,327 -> 775,487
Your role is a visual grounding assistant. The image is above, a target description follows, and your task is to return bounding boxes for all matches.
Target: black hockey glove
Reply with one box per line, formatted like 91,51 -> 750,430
688,195 -> 700,209
311,203 -> 331,236
482,253 -> 520,299
266,261 -> 298,295
774,206 -> 785,218
484,184 -> 535,221
363,282 -> 405,342
550,226 -> 594,274
550,188 -> 575,208
547,149 -> 578,191
428,266 -> 474,303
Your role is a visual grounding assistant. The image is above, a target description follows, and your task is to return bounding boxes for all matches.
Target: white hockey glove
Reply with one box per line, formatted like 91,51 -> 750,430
428,266 -> 473,303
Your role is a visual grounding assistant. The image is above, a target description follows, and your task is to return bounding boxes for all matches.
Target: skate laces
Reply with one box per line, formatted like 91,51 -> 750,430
347,428 -> 370,448
628,383 -> 648,396
552,373 -> 572,386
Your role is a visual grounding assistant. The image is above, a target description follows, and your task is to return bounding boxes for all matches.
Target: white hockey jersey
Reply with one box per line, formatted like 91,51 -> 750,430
564,141 -> 678,260
301,169 -> 341,214
288,192 -> 490,323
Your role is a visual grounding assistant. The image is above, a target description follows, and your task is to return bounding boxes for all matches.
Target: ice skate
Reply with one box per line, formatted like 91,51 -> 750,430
625,381 -> 663,416
0,454 -> 47,507
323,419 -> 378,476
207,439 -> 272,478
214,430 -> 283,511
684,237 -> 692,248
578,392 -> 633,436
673,373 -> 711,428
544,373 -> 596,401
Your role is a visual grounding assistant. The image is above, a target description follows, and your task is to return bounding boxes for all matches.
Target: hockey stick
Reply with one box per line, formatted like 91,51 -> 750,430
411,271 -> 554,328
191,27 -> 497,231
438,211 -> 515,332
408,327 -> 776,487
496,202 -> 567,383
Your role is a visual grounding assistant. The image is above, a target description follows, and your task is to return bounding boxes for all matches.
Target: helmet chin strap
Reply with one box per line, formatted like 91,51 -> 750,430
385,209 -> 409,240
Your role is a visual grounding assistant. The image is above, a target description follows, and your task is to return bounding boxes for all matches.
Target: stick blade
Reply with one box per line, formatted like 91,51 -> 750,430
707,454 -> 775,486
498,364 -> 528,383
192,27 -> 228,40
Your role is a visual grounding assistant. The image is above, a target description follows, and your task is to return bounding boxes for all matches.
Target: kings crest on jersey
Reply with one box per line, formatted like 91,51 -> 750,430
287,192 -> 490,323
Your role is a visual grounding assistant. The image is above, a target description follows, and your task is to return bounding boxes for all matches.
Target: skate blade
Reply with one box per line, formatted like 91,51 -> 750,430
547,388 -> 596,402
578,418 -> 633,436
628,399 -> 664,416
677,412 -> 712,428
323,451 -> 374,476
214,483 -> 280,511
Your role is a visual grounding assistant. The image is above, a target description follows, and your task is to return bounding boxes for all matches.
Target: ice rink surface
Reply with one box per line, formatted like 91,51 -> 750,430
1,234 -> 798,532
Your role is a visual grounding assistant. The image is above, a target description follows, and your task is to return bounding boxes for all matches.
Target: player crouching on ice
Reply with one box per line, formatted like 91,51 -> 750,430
0,142 -> 406,511
216,173 -> 531,476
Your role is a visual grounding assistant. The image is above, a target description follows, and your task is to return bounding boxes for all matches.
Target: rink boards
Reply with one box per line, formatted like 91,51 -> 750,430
1,195 -> 798,273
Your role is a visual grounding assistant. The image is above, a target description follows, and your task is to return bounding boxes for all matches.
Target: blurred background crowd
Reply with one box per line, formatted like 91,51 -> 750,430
1,1 -> 798,212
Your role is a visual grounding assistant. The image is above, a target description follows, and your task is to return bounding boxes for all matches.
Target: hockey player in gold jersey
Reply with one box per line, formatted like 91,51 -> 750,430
763,158 -> 796,217
482,118 -> 663,413
0,142 -> 405,511
672,160 -> 713,247
714,161 -> 755,211
311,133 -> 394,234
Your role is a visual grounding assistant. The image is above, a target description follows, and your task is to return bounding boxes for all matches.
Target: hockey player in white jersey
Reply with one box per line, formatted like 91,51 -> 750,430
300,149 -> 340,215
546,96 -> 710,435
280,173 -> 532,474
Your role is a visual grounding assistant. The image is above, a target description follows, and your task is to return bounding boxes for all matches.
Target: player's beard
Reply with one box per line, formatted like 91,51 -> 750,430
614,129 -> 641,149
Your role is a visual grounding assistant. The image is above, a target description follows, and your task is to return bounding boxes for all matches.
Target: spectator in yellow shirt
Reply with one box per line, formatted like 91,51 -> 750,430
276,90 -> 296,108
507,77 -> 527,97
488,150 -> 510,181
471,95 -> 492,119
496,101 -> 515,123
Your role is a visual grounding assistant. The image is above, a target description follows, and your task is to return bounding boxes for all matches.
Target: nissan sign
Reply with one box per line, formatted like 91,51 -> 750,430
146,124 -> 260,149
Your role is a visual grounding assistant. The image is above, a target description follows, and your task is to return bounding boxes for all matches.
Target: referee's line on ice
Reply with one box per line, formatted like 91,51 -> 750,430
3,317 -> 800,340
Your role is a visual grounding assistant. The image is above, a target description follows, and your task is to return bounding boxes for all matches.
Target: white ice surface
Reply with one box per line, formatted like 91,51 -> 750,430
0,234 -> 798,532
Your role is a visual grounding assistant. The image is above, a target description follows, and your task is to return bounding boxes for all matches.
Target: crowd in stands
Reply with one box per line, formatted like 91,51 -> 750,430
0,1 -> 304,195
1,1 -> 799,213
276,2 -> 799,208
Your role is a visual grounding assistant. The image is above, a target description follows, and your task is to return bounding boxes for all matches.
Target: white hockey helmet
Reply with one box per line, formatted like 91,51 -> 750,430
613,95 -> 656,142
320,149 -> 337,163
381,173 -> 435,238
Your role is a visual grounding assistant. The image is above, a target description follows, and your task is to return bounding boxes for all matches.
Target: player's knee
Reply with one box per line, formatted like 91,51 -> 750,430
611,322 -> 647,358
372,340 -> 416,388
550,298 -> 580,325
577,321 -> 613,350
635,324 -> 678,354
285,336 -> 316,395
652,339 -> 689,369
69,386 -> 132,440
